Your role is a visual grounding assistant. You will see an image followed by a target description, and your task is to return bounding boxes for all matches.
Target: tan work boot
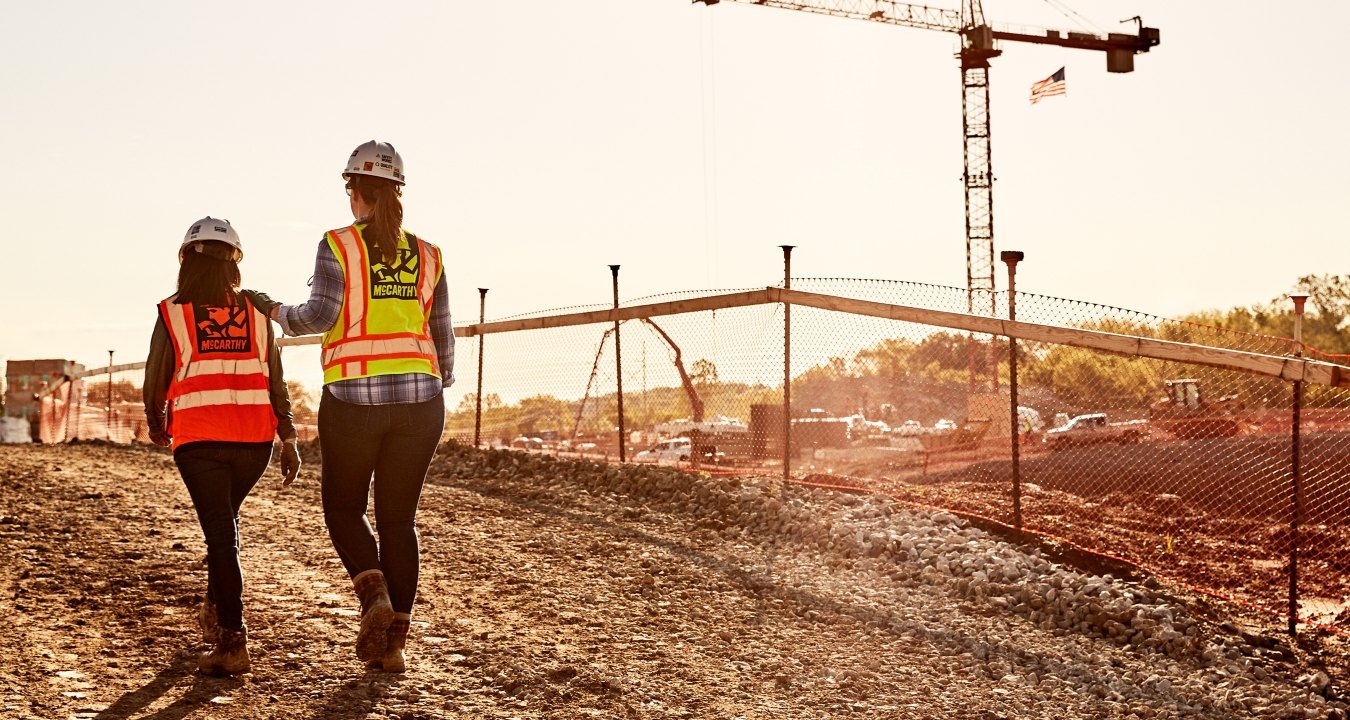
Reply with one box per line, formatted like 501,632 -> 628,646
368,613 -> 411,673
198,626 -> 250,676
352,570 -> 394,662
198,596 -> 220,644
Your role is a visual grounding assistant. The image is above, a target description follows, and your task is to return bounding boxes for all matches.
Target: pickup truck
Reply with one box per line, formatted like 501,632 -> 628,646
1042,413 -> 1148,449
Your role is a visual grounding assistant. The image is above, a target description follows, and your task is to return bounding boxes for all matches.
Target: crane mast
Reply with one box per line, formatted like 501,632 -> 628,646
959,1 -> 1000,321
692,0 -> 1159,336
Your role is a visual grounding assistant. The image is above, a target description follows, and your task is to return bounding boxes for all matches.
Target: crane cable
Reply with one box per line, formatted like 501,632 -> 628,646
1038,0 -> 1106,34
699,10 -> 721,289
698,10 -> 722,373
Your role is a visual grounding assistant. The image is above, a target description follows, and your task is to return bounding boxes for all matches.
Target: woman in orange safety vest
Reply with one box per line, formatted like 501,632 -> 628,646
244,141 -> 454,673
143,217 -> 301,676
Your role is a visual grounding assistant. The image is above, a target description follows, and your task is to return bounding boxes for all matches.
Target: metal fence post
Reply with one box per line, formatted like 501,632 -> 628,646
781,245 -> 794,480
106,350 -> 113,440
70,379 -> 80,440
611,265 -> 625,462
1289,293 -> 1307,637
474,288 -> 487,448
1001,251 -> 1024,531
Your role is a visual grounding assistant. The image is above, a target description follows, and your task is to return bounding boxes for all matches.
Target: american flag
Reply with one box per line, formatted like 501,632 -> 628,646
1030,67 -> 1066,105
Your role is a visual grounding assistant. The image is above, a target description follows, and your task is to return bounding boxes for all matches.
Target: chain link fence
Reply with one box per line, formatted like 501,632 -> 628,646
19,363 -> 319,445
5,276 -> 1347,634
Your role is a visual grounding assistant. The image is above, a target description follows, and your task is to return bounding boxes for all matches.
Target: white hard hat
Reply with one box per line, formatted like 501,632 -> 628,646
179,217 -> 243,262
343,140 -> 405,185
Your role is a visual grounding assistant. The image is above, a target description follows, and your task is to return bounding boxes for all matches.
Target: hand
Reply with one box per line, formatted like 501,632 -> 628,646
279,439 -> 302,485
149,428 -> 171,447
240,289 -> 282,319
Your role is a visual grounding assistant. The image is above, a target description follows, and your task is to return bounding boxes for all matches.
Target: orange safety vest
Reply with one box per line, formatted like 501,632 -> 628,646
321,224 -> 443,384
158,295 -> 278,451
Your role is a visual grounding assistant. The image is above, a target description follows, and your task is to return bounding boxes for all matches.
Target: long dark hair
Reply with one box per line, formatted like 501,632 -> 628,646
349,174 -> 405,265
175,242 -> 241,307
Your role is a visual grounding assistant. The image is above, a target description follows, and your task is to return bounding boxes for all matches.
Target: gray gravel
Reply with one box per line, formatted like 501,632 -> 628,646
437,445 -> 1347,719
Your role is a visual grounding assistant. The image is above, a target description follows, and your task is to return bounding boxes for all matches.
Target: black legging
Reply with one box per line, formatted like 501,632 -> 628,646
175,442 -> 272,630
317,389 -> 444,613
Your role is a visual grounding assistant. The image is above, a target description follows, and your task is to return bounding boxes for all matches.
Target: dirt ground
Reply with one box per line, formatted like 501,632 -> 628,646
1,441 -> 1347,720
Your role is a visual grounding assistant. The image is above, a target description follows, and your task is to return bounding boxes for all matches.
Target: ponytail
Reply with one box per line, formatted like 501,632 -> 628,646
349,175 -> 405,265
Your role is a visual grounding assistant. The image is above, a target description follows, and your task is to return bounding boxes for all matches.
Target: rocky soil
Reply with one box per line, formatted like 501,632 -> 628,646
1,441 -> 1346,719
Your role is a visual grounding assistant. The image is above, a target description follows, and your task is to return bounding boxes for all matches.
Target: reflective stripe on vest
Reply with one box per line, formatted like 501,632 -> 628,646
321,225 -> 443,384
158,296 -> 277,450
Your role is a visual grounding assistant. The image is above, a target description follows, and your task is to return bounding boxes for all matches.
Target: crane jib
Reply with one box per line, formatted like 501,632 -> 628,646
990,27 -> 1160,55
690,0 -> 1159,56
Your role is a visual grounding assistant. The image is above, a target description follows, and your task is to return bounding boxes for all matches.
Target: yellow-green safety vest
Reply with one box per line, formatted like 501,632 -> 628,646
321,224 -> 443,385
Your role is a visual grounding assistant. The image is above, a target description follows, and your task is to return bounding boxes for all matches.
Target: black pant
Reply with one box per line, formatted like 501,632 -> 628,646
174,441 -> 272,631
318,388 -> 444,613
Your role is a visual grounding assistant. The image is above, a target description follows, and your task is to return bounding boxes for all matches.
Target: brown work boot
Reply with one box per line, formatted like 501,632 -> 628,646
352,570 -> 394,662
198,626 -> 250,676
198,596 -> 220,644
368,613 -> 411,673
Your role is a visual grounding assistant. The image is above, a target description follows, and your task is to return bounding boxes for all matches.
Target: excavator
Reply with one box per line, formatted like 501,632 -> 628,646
1148,379 -> 1243,439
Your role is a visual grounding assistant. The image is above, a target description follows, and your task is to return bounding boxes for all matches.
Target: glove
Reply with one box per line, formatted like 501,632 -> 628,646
240,289 -> 282,319
149,428 -> 171,447
279,439 -> 302,485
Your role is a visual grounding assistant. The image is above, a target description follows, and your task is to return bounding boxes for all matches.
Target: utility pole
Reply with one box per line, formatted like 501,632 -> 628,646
1002,251 -> 1024,530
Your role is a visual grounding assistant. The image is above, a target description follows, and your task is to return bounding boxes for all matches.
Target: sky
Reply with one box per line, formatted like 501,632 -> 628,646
3,0 -> 1348,395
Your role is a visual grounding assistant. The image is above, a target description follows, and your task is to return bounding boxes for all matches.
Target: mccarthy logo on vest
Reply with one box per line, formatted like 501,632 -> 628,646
369,248 -> 420,300
193,304 -> 253,354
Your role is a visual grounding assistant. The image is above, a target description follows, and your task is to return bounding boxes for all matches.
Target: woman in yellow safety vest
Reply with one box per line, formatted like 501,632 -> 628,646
143,217 -> 302,676
244,141 -> 453,673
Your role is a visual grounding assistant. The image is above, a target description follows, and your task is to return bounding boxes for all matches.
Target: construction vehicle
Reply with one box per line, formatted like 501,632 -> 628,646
1149,379 -> 1243,439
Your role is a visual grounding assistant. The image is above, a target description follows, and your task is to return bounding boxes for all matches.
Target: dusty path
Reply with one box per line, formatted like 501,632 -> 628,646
0,442 -> 1345,719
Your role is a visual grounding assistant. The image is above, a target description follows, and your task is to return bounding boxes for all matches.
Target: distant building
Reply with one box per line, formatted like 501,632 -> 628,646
4,359 -> 85,440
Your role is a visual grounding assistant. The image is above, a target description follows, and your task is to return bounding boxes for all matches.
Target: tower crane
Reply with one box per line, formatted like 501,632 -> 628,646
692,0 -> 1159,325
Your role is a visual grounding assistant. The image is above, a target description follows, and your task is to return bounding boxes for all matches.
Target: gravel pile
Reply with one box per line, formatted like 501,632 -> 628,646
432,442 -> 1346,719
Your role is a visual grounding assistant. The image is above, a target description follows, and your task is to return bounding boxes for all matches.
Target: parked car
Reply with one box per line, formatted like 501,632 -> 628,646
634,437 -> 725,464
893,420 -> 924,437
635,438 -> 692,462
1042,413 -> 1147,449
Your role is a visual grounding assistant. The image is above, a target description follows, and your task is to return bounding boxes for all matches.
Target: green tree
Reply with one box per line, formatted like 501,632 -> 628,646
691,358 -> 719,386
515,394 -> 572,436
455,392 -> 503,414
1022,347 -> 1160,409
854,338 -> 917,378
909,332 -> 967,375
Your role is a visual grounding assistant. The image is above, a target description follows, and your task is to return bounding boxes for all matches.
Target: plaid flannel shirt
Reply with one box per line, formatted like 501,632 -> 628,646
276,237 -> 454,405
